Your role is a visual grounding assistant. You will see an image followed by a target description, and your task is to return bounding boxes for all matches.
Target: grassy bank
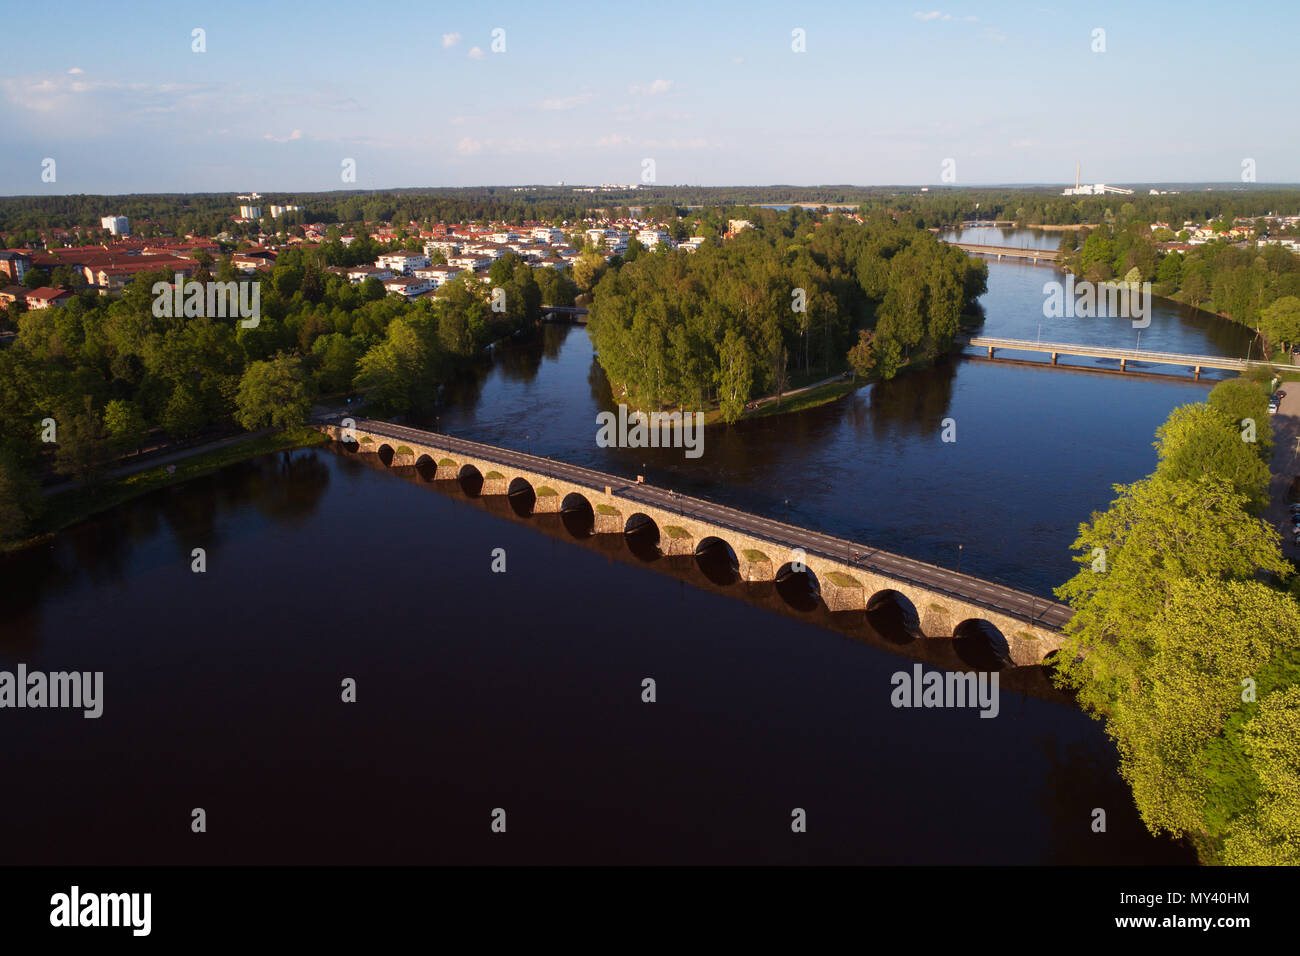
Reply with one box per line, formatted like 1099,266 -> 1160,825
4,426 -> 329,553
739,378 -> 862,420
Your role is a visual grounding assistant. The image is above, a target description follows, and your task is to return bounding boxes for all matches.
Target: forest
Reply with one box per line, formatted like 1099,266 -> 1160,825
1054,221 -> 1300,356
1053,374 -> 1300,864
585,209 -> 988,420
0,243 -> 576,542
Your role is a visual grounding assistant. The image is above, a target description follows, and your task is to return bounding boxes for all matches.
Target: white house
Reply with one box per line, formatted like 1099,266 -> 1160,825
637,229 -> 671,249
413,264 -> 462,287
376,252 -> 431,275
382,276 -> 433,297
346,266 -> 394,283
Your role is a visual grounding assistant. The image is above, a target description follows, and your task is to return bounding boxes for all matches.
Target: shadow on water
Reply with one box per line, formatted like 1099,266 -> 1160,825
0,449 -> 331,653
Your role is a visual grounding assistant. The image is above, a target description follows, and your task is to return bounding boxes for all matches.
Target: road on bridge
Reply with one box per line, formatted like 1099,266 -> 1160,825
339,418 -> 1074,633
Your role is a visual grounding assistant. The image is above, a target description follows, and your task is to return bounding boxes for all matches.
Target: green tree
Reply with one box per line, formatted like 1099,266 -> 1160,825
353,318 -> 431,414
102,398 -> 147,455
1259,295 -> 1300,355
235,356 -> 312,430
0,455 -> 41,540
1222,686 -> 1300,865
847,329 -> 876,378
716,329 -> 753,423
310,333 -> 362,394
162,385 -> 206,438
1153,403 -> 1270,513
1107,577 -> 1299,837
1053,474 -> 1289,717
53,403 -> 109,484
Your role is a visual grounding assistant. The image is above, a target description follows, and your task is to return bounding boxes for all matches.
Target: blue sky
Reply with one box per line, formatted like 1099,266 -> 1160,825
2,0 -> 1295,193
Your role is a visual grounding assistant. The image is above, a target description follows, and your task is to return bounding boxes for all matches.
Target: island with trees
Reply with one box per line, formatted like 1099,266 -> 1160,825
585,209 -> 987,422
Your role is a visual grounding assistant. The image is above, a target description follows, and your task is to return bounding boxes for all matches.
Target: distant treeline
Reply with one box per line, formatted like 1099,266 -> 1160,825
8,185 -> 1300,243
586,208 -> 987,420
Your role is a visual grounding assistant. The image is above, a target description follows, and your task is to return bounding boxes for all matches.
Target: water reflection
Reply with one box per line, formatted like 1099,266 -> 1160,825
0,443 -> 1197,864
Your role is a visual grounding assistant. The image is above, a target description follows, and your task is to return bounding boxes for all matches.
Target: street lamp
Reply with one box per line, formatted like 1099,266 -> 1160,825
957,543 -> 963,574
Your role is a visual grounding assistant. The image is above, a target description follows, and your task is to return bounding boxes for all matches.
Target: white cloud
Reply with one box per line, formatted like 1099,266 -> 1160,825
629,78 -> 673,96
467,46 -> 485,59
67,67 -> 84,74
732,57 -> 744,64
597,134 -> 633,147
441,33 -> 461,48
641,137 -> 718,150
264,129 -> 303,143
541,92 -> 596,111
456,136 -> 483,155
1,73 -> 224,117
914,11 -> 977,21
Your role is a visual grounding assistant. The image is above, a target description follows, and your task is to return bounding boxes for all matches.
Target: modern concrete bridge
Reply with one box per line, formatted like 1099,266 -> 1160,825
319,417 -> 1073,665
948,242 -> 1059,264
959,335 -> 1296,379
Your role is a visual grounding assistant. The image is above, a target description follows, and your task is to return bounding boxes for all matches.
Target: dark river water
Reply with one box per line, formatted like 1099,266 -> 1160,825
2,230 -> 1242,865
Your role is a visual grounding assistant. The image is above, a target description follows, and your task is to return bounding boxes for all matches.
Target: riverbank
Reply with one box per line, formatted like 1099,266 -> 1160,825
2,425 -> 329,553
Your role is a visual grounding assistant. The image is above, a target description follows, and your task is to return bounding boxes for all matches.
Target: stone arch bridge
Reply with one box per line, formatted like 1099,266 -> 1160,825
319,418 -> 1072,665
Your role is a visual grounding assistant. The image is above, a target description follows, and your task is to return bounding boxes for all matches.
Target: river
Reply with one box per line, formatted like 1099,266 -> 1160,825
2,229 -> 1245,864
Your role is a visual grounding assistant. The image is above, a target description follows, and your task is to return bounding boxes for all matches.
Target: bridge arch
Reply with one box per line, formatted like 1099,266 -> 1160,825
694,536 -> 739,586
415,454 -> 437,481
952,619 -> 1012,671
457,463 -> 484,496
866,589 -> 922,645
623,512 -> 661,562
507,476 -> 536,516
375,443 -> 395,467
774,561 -> 821,612
560,492 -> 595,537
